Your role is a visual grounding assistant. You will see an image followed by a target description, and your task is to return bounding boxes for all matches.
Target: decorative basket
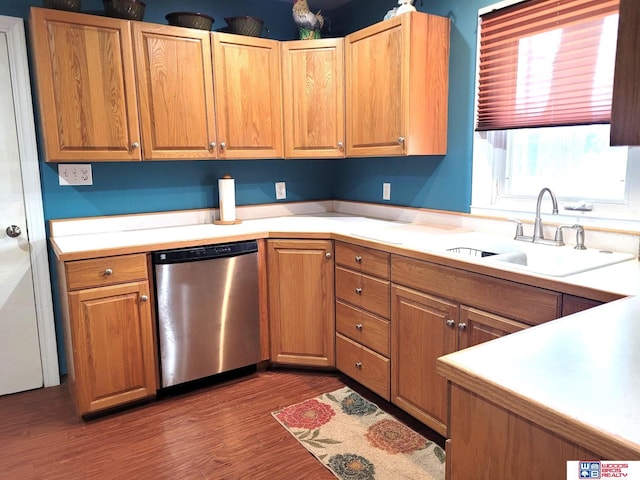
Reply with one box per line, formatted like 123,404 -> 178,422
166,12 -> 215,31
43,0 -> 81,12
103,0 -> 145,21
224,16 -> 265,37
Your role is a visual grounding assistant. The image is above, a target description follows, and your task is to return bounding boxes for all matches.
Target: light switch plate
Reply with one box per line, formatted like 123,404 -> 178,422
58,164 -> 93,186
275,181 -> 286,200
383,182 -> 391,200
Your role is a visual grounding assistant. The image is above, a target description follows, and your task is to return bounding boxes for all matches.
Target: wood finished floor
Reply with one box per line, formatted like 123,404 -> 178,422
0,368 -> 445,480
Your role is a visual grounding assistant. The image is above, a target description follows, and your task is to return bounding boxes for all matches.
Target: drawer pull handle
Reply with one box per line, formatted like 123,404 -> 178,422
355,361 -> 362,369
458,322 -> 467,331
355,255 -> 362,263
355,323 -> 363,330
104,268 -> 113,276
355,287 -> 362,295
446,319 -> 455,328
140,295 -> 149,302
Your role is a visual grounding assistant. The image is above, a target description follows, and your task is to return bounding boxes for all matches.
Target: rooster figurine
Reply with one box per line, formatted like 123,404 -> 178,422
292,0 -> 324,39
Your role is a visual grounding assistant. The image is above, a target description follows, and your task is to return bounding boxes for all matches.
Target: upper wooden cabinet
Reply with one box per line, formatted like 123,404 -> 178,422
345,12 -> 450,157
610,0 -> 640,146
212,33 -> 283,159
132,23 -> 217,160
281,38 -> 345,158
29,7 -> 141,162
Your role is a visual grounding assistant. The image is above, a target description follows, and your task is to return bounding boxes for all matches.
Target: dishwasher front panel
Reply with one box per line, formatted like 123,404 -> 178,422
155,251 -> 260,387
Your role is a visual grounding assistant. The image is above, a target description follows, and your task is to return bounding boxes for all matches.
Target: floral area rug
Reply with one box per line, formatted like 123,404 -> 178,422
271,386 -> 445,480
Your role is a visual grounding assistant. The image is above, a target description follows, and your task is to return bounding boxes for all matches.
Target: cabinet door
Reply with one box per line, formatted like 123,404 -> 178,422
212,32 -> 283,159
345,12 -> 449,157
611,0 -> 640,146
391,284 -> 457,436
29,7 -> 141,162
268,239 -> 334,366
133,23 -> 217,160
458,306 -> 527,350
68,281 -> 156,415
281,38 -> 345,158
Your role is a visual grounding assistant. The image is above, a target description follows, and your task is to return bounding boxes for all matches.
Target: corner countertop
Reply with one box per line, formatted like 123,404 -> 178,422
437,295 -> 640,459
50,206 -> 640,458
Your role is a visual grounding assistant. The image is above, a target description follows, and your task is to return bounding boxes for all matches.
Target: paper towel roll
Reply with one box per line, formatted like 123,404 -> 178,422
218,175 -> 236,222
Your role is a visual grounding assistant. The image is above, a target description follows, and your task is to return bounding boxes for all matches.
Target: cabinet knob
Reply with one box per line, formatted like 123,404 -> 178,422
458,322 -> 467,331
104,268 -> 113,276
209,141 -> 216,149
355,287 -> 362,295
397,136 -> 405,145
131,142 -> 140,149
140,295 -> 149,302
445,319 -> 455,328
337,141 -> 344,149
219,142 -> 226,150
325,252 -> 332,258
355,361 -> 362,369
355,255 -> 362,263
355,323 -> 363,330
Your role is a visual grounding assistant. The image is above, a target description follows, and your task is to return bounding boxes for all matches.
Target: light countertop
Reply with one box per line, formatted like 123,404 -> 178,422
50,206 -> 640,457
437,296 -> 640,459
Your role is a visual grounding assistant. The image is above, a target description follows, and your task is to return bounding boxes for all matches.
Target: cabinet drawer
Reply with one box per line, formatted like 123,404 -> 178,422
336,333 -> 390,400
391,255 -> 561,325
336,301 -> 390,357
335,242 -> 390,278
336,266 -> 390,318
66,254 -> 149,290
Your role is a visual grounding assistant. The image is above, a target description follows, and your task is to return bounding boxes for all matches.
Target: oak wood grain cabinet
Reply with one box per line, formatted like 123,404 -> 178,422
29,7 -> 141,162
267,239 -> 335,367
212,33 -> 283,159
611,0 -> 640,146
281,38 -> 345,158
335,242 -> 391,400
390,255 -> 555,436
345,11 -> 450,157
59,254 -> 157,416
132,23 -> 217,160
446,384 -> 599,480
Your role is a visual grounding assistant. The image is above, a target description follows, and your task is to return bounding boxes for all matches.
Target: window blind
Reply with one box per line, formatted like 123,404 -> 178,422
476,0 -> 619,131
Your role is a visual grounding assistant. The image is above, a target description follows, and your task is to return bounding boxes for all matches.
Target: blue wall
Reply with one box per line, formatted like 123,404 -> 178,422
2,0 -> 494,373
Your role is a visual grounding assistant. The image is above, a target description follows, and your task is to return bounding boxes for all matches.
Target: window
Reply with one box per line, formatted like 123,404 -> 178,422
471,0 -> 640,229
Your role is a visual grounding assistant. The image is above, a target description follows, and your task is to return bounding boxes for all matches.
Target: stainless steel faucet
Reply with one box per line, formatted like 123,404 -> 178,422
510,187 -> 567,246
533,187 -> 559,240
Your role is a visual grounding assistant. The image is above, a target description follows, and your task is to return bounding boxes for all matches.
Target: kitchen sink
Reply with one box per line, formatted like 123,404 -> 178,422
438,232 -> 636,277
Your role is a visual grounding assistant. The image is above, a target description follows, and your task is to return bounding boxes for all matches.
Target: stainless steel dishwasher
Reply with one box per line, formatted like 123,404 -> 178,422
153,240 -> 260,388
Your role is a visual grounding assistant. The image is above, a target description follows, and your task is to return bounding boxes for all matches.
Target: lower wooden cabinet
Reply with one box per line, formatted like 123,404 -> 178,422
336,333 -> 390,399
60,254 -> 157,416
391,285 -> 529,436
391,285 -> 457,435
267,239 -> 335,367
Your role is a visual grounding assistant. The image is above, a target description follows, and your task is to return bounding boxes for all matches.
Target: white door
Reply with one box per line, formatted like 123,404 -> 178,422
0,16 -> 59,394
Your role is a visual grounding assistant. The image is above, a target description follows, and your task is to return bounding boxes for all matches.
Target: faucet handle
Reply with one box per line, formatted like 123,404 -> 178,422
556,224 -> 586,249
508,218 -> 524,238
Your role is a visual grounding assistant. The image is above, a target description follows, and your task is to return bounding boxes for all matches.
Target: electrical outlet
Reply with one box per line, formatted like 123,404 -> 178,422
275,181 -> 287,200
383,182 -> 391,201
58,164 -> 93,186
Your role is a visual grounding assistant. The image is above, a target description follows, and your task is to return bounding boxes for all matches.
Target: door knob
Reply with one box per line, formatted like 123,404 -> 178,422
141,295 -> 149,302
445,319 -> 455,328
325,252 -> 332,258
5,225 -> 21,238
